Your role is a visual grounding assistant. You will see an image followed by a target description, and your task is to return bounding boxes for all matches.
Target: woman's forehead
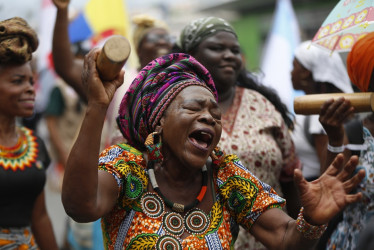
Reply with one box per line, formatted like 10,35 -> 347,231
173,85 -> 217,105
0,62 -> 31,74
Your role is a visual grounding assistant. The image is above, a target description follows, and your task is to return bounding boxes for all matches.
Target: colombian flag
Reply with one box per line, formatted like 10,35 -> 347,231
68,0 -> 130,45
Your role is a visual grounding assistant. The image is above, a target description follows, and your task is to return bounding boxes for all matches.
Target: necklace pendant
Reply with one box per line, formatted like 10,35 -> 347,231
162,212 -> 184,236
172,203 -> 185,213
141,192 -> 165,219
156,235 -> 182,250
184,208 -> 210,235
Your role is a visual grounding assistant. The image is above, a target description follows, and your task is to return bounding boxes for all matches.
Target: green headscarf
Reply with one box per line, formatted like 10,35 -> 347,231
177,16 -> 237,53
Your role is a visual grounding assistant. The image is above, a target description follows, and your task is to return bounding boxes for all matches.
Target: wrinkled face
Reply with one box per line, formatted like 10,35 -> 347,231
0,62 -> 35,118
137,28 -> 173,68
160,85 -> 222,168
191,31 -> 242,94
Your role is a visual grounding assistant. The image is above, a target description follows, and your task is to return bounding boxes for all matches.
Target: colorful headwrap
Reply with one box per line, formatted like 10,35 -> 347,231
294,41 -> 353,93
346,32 -> 374,92
0,17 -> 38,64
117,53 -> 218,151
177,16 -> 237,53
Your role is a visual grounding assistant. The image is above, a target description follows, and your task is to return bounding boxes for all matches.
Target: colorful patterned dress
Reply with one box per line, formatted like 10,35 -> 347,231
0,126 -> 50,249
98,143 -> 285,249
327,127 -> 374,250
218,87 -> 299,250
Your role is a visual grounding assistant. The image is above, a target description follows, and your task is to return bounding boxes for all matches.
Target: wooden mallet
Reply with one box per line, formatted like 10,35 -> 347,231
96,35 -> 131,81
293,92 -> 374,115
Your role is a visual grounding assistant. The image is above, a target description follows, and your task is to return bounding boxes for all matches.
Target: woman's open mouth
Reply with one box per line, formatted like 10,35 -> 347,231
188,129 -> 213,150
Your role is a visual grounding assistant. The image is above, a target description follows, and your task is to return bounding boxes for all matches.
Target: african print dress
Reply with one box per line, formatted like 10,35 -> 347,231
98,143 -> 285,249
0,126 -> 50,249
218,87 -> 300,250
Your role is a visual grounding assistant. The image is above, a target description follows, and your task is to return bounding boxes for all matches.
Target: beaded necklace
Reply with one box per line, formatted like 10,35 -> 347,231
147,162 -> 208,213
0,131 -> 25,157
0,127 -> 38,171
143,134 -> 211,239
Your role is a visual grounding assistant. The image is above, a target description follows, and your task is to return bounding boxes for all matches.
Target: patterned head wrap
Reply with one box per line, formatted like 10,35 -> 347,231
0,17 -> 38,64
294,41 -> 353,93
177,16 -> 237,53
132,14 -> 169,52
346,32 -> 374,92
117,53 -> 218,151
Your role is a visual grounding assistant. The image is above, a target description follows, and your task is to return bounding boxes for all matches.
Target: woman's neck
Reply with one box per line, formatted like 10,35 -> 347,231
159,160 -> 202,185
153,160 -> 204,204
218,86 -> 236,113
0,116 -> 18,147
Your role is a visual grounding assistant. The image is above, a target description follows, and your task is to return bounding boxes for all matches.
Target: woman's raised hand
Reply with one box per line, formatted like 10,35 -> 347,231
52,0 -> 70,9
294,154 -> 365,226
81,48 -> 124,107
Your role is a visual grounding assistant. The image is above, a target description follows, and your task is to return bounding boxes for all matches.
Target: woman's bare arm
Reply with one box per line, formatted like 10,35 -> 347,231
31,191 -> 59,250
52,0 -> 87,101
61,49 -> 124,222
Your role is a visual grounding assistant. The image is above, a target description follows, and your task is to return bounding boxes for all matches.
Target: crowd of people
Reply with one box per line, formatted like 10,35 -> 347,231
1,0 -> 374,249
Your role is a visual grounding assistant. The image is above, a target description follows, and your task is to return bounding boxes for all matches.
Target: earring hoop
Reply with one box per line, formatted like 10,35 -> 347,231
145,131 -> 160,146
145,131 -> 163,166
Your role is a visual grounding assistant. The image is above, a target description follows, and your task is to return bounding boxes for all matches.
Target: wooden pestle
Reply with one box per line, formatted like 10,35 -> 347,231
294,92 -> 374,115
96,35 -> 131,81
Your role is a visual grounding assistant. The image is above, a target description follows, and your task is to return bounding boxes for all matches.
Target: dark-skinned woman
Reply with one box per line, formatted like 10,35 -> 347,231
61,51 -> 364,249
175,16 -> 300,249
0,17 -> 58,250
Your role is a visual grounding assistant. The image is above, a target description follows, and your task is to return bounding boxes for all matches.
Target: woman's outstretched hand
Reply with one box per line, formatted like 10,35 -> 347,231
81,48 -> 124,107
294,154 -> 365,225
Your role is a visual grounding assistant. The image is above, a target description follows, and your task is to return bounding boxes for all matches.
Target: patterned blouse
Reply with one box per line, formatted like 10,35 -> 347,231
219,87 -> 299,195
327,127 -> 374,250
98,143 -> 285,249
219,87 -> 300,250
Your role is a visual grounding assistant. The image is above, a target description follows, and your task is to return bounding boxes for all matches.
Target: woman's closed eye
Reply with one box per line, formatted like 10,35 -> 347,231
210,108 -> 221,120
183,104 -> 202,112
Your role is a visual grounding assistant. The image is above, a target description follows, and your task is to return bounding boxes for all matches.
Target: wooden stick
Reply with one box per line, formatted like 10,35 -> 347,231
96,35 -> 131,81
294,92 -> 374,115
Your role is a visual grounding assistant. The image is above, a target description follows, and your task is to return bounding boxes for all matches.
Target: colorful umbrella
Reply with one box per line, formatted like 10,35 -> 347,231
312,0 -> 374,52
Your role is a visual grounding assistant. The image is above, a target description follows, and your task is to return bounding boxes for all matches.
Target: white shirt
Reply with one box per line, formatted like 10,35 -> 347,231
291,114 -> 326,179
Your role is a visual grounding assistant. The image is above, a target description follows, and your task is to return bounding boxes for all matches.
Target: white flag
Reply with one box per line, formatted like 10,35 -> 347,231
260,0 -> 301,113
